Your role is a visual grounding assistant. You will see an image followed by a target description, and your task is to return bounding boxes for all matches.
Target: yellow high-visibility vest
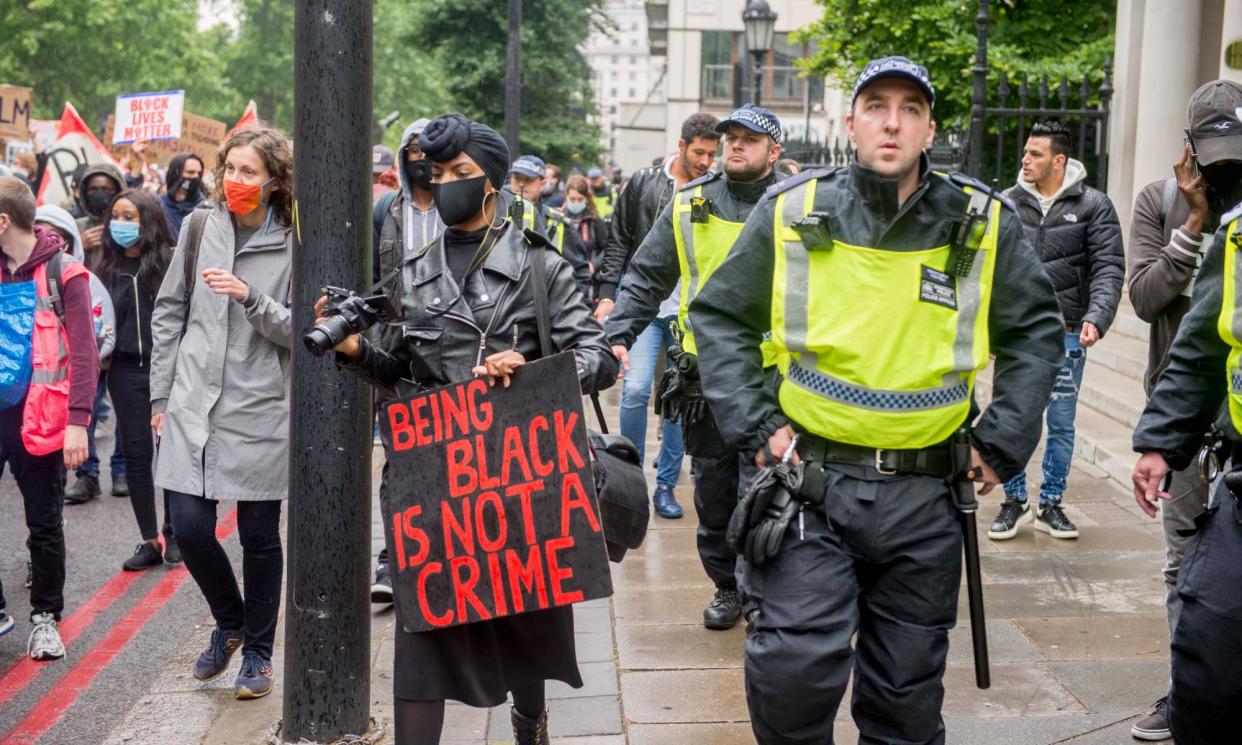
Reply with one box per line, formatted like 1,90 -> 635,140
1216,218 -> 1242,430
769,177 -> 1002,449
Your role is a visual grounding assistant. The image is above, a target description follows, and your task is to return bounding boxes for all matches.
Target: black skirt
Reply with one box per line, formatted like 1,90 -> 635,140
393,602 -> 583,706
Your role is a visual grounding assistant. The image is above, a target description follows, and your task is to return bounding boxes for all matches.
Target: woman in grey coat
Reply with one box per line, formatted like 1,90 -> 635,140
324,114 -> 617,745
148,126 -> 293,701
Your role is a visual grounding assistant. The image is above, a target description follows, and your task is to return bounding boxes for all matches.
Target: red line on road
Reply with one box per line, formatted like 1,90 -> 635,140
0,508 -> 239,743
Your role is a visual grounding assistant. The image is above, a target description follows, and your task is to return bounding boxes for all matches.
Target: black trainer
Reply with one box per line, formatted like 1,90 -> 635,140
1035,504 -> 1079,539
122,542 -> 164,571
703,588 -> 742,630
988,499 -> 1033,540
64,474 -> 101,504
110,474 -> 129,497
371,563 -> 394,605
1131,696 -> 1171,740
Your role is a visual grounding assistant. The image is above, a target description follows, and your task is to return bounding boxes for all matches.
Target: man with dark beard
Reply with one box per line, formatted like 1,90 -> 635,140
604,104 -> 785,630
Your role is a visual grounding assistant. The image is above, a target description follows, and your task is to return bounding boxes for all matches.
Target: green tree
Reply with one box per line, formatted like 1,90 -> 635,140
795,0 -> 1115,128
0,0 -> 229,124
413,0 -> 606,167
221,0 -> 295,131
373,0 -> 452,150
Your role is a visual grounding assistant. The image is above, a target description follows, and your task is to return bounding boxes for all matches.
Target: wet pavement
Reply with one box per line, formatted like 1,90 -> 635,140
93,390 -> 1172,744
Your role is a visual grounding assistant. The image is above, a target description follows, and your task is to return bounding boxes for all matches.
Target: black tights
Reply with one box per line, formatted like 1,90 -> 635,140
394,682 -> 545,745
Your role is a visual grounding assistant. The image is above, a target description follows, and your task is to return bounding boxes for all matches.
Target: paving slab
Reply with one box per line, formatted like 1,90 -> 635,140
947,620 -> 1043,664
1011,615 -> 1168,661
486,694 -> 624,740
942,663 -> 1085,718
1043,659 -> 1170,717
616,623 -> 745,670
620,669 -> 748,724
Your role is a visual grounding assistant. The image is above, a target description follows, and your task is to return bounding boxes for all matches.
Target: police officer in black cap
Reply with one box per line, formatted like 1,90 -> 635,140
605,103 -> 786,631
689,56 -> 1064,743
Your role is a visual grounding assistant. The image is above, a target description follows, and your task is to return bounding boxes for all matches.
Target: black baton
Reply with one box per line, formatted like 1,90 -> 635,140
950,428 -> 991,689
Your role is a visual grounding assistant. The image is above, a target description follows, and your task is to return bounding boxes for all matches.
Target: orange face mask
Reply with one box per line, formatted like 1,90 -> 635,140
223,177 -> 273,216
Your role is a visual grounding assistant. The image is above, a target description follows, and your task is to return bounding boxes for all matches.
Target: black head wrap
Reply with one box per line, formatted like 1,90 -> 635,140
419,113 -> 511,192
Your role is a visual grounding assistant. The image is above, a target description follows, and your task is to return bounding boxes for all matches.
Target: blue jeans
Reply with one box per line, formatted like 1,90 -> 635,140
78,372 -> 125,479
620,315 -> 685,488
1003,332 -> 1085,506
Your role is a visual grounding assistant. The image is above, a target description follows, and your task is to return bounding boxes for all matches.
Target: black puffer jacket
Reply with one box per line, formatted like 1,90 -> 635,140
597,162 -> 677,300
1003,178 -> 1124,334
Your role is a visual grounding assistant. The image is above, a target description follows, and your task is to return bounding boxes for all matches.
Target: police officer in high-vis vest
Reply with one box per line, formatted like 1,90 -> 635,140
587,167 -> 615,221
605,104 -> 786,631
1132,167 -> 1242,742
689,57 -> 1065,744
506,155 -> 550,236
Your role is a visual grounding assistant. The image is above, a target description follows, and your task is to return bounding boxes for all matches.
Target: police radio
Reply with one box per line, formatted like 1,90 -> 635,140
946,183 -> 998,277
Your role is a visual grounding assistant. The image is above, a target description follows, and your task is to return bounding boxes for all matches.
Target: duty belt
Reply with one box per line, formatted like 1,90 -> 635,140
796,434 -> 955,478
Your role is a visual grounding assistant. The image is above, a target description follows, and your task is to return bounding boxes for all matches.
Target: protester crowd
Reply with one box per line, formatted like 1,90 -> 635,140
1,64 -> 1240,745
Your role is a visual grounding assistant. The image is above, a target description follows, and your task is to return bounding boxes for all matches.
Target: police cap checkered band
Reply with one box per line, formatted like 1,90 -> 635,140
510,155 -> 547,179
852,56 -> 936,107
716,104 -> 783,143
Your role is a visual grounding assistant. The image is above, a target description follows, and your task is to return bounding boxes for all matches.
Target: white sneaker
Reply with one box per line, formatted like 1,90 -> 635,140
28,612 -> 65,660
0,610 -> 13,637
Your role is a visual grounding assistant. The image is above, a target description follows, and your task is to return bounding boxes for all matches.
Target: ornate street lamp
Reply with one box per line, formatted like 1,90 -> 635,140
742,0 -> 777,107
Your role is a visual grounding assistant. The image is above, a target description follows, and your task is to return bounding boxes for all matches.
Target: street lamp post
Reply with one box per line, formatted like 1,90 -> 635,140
742,0 -> 777,107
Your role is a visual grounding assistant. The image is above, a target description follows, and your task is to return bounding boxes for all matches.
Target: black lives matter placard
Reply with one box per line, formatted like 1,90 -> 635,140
381,352 -> 612,632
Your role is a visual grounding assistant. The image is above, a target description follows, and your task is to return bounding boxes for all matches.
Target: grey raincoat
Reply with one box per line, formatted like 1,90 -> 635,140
148,205 -> 293,501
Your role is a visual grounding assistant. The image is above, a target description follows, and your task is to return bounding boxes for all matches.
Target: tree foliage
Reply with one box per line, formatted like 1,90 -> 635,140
414,0 -> 606,166
794,0 -> 1116,128
0,0 -> 606,165
0,0 -> 229,126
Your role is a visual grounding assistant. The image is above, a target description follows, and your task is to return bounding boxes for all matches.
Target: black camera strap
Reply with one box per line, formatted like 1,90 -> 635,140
527,239 -> 609,434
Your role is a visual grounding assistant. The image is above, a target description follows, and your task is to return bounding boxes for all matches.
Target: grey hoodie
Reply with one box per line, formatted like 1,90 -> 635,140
1017,158 -> 1087,216
395,119 -> 444,254
34,204 -> 116,360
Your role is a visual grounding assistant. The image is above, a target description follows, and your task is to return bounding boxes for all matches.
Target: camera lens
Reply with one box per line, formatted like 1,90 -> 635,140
304,316 -> 349,356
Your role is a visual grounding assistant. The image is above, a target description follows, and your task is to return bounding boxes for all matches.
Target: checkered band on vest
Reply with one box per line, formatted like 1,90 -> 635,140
788,363 -> 969,412
1231,371 -> 1242,393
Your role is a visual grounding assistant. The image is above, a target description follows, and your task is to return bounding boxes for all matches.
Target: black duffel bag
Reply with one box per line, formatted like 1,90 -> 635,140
589,429 -> 650,562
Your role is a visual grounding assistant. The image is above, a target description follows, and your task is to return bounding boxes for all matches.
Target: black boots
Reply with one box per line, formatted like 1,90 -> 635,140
510,707 -> 550,745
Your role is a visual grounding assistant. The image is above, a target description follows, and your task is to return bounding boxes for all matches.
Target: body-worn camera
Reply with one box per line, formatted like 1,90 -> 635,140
304,287 -> 396,357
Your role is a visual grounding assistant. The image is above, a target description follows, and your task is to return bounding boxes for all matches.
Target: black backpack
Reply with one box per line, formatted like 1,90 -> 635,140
178,207 -> 212,335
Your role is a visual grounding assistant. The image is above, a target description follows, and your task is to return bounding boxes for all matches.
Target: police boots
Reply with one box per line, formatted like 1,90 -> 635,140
510,707 -> 550,745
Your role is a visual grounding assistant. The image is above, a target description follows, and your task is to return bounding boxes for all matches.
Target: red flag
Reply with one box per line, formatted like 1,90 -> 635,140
228,100 -> 259,137
36,102 -> 120,207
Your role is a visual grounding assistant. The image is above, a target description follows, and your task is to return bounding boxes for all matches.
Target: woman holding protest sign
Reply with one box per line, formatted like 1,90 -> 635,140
321,113 -> 617,745
148,125 -> 294,702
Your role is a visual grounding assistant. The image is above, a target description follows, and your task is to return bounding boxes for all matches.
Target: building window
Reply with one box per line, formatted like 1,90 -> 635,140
610,88 -> 618,98
629,55 -> 637,65
609,104 -> 618,114
612,55 -> 619,64
700,31 -> 824,104
629,71 -> 637,81
611,71 -> 619,80
628,88 -> 637,98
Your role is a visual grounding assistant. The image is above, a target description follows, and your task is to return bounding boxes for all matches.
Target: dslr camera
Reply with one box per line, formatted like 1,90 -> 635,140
304,286 -> 396,357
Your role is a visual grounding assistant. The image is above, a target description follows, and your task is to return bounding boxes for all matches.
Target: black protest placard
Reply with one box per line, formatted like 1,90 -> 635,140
381,351 -> 612,632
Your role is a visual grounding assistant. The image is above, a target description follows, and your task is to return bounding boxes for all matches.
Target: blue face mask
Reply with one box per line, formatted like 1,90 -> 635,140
566,201 -> 587,215
109,220 -> 141,248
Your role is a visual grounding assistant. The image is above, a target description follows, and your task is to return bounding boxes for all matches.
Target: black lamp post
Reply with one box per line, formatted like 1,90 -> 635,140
742,0 -> 777,107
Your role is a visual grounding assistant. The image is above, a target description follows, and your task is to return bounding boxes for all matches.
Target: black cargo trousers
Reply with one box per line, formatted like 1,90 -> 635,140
741,464 -> 963,745
1168,476 -> 1242,745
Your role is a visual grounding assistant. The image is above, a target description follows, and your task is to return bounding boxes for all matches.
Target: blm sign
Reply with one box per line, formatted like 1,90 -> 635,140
381,352 -> 612,632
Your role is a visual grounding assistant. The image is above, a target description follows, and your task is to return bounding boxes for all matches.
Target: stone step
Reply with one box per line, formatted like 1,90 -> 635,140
1109,297 -> 1150,344
1088,331 -> 1149,383
1078,362 -> 1147,431
977,364 -> 1136,497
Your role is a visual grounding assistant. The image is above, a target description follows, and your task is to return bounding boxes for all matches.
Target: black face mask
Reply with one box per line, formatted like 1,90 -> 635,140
405,159 -> 433,190
1202,161 -> 1242,203
178,177 -> 202,202
430,176 -> 488,227
85,189 -> 115,218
